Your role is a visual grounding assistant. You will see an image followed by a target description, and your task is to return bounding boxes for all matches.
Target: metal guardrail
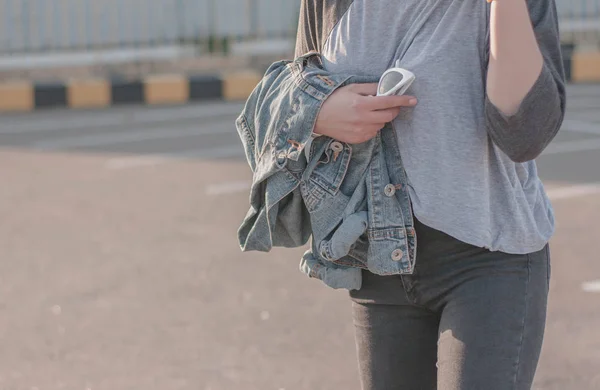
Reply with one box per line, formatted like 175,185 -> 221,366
0,0 -> 299,55
557,0 -> 600,18
558,0 -> 600,44
0,0 -> 597,56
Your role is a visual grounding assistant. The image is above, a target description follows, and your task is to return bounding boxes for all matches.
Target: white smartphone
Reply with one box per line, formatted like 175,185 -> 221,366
377,60 -> 416,97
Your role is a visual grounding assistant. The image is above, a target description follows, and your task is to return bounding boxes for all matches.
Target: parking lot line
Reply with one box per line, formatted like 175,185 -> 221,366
547,183 -> 600,201
562,119 -> 600,136
0,102 -> 243,135
206,181 -> 251,195
582,280 -> 600,293
105,145 -> 243,169
544,138 -> 600,155
34,123 -> 234,150
202,182 -> 600,199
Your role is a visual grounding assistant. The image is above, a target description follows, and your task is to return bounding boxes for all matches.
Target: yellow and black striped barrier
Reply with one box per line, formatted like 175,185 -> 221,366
0,71 -> 262,112
570,50 -> 600,84
0,46 -> 599,113
562,43 -> 600,84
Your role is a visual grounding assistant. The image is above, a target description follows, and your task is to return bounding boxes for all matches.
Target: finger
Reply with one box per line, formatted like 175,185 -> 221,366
360,94 -> 418,111
348,83 -> 379,96
361,107 -> 402,124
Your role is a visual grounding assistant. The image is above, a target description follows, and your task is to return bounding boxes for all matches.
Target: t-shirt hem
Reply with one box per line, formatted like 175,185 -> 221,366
412,209 -> 554,255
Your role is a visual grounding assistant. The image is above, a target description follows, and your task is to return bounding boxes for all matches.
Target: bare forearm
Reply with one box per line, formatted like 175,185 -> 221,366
487,0 -> 544,116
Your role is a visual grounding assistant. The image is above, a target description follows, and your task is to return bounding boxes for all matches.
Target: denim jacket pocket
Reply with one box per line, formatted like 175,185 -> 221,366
301,138 -> 352,211
310,138 -> 351,194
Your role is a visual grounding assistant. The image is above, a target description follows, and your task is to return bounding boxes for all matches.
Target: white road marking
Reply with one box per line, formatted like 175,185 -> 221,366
204,182 -> 600,198
582,280 -> 600,293
205,182 -> 600,199
561,119 -> 600,136
260,311 -> 271,321
105,145 -> 243,170
0,103 -> 243,135
205,180 -> 600,199
543,138 -> 600,155
206,181 -> 251,196
547,183 -> 600,201
105,156 -> 173,169
34,123 -> 234,150
0,108 -> 590,136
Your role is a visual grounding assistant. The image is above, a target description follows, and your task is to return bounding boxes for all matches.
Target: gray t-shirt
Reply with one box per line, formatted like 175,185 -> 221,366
320,0 -> 565,254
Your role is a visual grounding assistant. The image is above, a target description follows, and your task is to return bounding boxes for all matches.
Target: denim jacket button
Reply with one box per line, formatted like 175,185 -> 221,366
276,151 -> 287,163
330,141 -> 344,153
391,249 -> 403,261
384,184 -> 396,197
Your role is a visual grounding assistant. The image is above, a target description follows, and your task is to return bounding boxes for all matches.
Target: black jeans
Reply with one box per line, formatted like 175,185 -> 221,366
350,219 -> 551,390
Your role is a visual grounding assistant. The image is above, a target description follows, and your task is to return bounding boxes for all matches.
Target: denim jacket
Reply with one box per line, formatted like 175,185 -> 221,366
236,53 -> 416,290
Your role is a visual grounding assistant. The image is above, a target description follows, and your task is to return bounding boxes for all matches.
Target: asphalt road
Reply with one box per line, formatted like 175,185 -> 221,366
1,84 -> 599,390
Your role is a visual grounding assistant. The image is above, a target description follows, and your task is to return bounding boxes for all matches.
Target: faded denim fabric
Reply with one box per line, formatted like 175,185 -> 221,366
236,53 -> 417,291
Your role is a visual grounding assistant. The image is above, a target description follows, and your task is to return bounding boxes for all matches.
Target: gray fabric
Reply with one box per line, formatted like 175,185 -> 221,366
294,0 -> 354,59
295,0 -> 566,254
351,219 -> 550,390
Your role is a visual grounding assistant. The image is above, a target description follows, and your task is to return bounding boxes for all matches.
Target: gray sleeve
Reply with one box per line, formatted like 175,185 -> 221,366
294,0 -> 320,58
294,0 -> 355,58
484,0 -> 566,163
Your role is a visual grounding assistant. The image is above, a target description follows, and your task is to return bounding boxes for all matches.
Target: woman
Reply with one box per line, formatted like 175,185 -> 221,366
295,0 -> 566,388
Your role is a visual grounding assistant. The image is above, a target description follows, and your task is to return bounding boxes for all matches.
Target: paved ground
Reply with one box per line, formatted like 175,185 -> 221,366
0,84 -> 599,390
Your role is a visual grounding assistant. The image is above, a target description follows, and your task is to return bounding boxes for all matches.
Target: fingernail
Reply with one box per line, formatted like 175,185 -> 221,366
409,98 -> 418,105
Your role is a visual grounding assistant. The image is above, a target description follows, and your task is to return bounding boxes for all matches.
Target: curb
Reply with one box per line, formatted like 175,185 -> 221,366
0,71 -> 262,113
0,44 -> 597,112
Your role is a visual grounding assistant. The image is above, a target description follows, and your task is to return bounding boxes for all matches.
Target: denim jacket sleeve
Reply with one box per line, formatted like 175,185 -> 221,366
236,58 -> 323,252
